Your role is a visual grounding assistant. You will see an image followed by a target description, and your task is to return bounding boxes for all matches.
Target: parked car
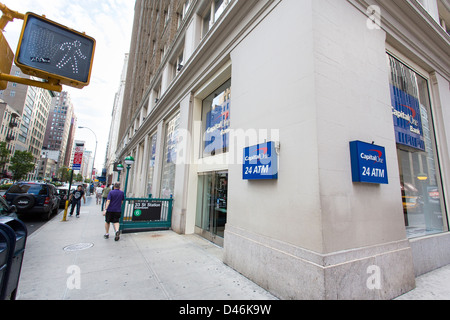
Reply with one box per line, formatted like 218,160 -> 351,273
0,195 -> 17,219
0,178 -> 12,185
57,187 -> 70,209
3,182 -> 60,220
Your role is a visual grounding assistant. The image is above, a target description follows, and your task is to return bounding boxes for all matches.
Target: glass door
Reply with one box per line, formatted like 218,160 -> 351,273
195,171 -> 228,246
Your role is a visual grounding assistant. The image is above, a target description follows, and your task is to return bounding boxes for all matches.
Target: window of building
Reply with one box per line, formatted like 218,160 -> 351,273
388,54 -> 448,238
164,5 -> 170,26
160,112 -> 180,198
201,79 -> 231,158
202,8 -> 212,37
147,133 -> 158,197
202,0 -> 230,38
177,0 -> 191,28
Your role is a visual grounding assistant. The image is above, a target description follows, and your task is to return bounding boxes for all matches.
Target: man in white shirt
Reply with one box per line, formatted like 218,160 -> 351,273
95,185 -> 104,205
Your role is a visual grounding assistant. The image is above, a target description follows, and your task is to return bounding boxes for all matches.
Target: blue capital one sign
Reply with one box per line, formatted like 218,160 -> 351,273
243,142 -> 278,180
350,141 -> 389,184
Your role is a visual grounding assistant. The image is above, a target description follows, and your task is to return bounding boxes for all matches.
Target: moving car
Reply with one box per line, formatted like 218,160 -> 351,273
3,182 -> 60,221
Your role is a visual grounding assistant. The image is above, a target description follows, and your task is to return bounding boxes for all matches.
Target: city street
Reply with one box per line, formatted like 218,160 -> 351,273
0,189 -> 77,235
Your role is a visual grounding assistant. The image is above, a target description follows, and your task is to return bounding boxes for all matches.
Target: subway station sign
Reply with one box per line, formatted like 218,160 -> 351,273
350,141 -> 388,184
132,200 -> 162,222
243,141 -> 278,180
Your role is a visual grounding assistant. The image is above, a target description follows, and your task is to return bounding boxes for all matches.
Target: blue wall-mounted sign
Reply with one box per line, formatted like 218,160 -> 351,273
243,142 -> 278,180
350,141 -> 388,184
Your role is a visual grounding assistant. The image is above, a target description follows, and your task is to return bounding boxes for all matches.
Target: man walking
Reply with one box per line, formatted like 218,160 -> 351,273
95,184 -> 103,205
69,185 -> 86,218
101,184 -> 111,211
103,182 -> 125,241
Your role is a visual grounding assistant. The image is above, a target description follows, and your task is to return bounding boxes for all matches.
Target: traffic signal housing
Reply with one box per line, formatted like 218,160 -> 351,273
15,12 -> 95,89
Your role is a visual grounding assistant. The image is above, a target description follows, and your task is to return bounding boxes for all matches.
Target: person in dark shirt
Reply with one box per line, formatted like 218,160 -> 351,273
69,185 -> 86,218
103,182 -> 125,241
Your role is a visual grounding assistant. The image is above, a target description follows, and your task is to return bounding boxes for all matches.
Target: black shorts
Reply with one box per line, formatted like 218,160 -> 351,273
105,212 -> 121,223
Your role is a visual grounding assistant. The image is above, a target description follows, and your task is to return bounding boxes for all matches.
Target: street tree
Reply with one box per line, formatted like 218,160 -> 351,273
9,151 -> 35,180
58,166 -> 71,182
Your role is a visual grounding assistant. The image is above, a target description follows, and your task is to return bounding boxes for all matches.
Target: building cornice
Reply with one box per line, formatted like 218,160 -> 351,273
348,0 -> 450,80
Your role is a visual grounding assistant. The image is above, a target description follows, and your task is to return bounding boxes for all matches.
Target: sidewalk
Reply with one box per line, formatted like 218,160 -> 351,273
16,196 -> 277,300
15,196 -> 450,300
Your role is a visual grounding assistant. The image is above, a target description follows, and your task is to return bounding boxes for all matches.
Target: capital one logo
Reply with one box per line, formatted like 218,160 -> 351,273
360,149 -> 384,164
245,147 -> 269,163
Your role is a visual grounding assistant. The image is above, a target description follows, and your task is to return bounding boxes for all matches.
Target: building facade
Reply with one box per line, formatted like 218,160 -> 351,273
114,0 -> 450,299
43,91 -> 75,171
0,65 -> 54,180
0,99 -> 21,176
105,53 -> 129,184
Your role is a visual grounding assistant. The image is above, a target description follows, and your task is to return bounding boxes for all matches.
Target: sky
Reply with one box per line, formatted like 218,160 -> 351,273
1,0 -> 135,174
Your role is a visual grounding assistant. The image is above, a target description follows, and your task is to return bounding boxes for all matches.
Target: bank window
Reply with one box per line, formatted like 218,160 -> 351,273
201,79 -> 231,158
147,133 -> 158,197
160,112 -> 180,198
388,54 -> 448,238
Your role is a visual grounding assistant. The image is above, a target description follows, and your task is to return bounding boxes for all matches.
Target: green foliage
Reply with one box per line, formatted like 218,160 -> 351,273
9,151 -> 35,180
58,166 -> 71,182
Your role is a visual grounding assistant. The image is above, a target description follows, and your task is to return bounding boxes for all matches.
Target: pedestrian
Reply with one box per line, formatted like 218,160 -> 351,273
95,184 -> 103,205
101,184 -> 111,211
69,185 -> 86,218
103,182 -> 125,241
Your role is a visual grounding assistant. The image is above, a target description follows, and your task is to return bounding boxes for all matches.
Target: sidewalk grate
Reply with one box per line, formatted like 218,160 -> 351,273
63,243 -> 94,252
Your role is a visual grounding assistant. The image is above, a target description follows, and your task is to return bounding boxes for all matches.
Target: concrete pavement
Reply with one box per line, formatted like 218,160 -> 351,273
14,195 -> 450,300
16,196 -> 277,300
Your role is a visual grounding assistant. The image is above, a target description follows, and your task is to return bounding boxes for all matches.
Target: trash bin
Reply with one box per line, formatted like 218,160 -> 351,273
0,228 -> 13,292
0,217 -> 27,300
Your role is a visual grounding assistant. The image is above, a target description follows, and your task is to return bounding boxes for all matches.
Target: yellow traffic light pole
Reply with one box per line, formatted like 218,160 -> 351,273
0,72 -> 63,91
0,3 -> 63,92
0,3 -> 24,30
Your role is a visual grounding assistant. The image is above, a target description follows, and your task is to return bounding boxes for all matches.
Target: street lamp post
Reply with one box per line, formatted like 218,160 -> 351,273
123,156 -> 135,198
78,126 -> 97,182
116,164 -> 124,182
119,156 -> 134,232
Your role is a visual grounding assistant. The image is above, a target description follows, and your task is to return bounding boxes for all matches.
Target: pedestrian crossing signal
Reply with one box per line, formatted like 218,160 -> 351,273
15,12 -> 96,89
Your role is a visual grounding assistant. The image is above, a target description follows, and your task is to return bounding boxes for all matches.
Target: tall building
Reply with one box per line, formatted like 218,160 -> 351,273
0,99 -> 21,177
105,53 -> 129,183
112,0 -> 450,299
43,91 -> 75,169
0,65 -> 54,180
64,115 -> 77,168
